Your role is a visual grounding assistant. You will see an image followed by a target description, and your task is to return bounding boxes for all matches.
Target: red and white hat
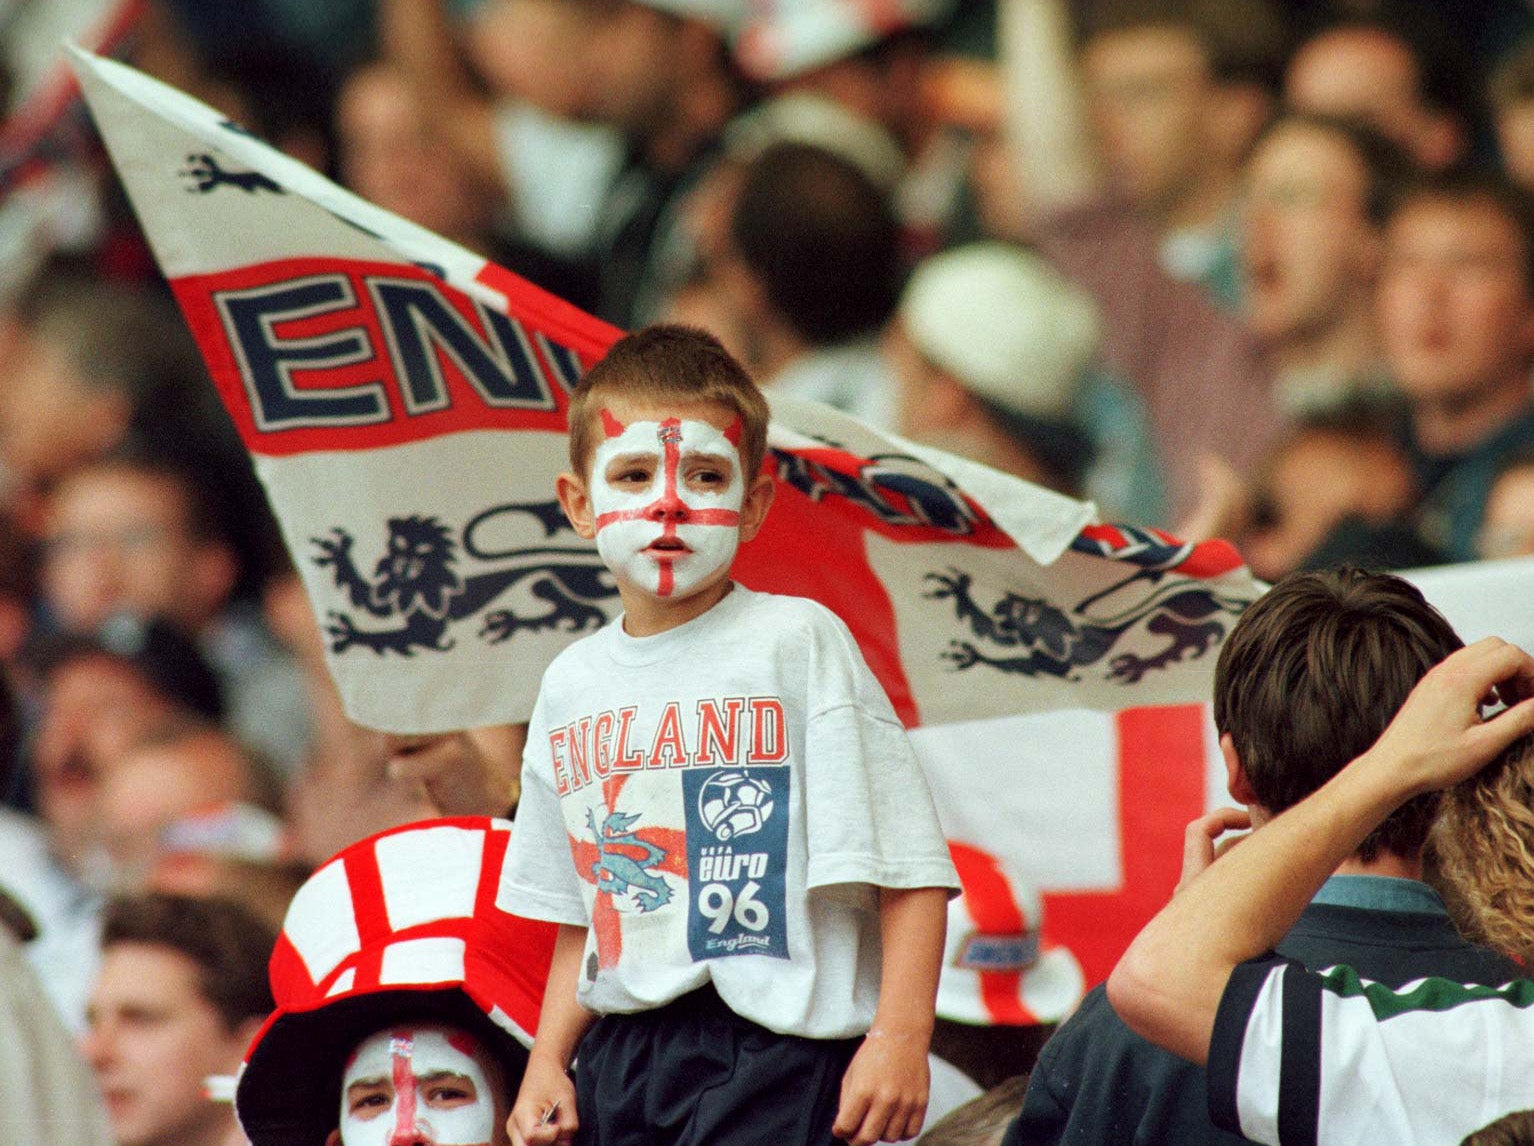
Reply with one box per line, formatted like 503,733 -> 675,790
235,817 -> 558,1146
936,843 -> 1085,1027
734,0 -> 954,82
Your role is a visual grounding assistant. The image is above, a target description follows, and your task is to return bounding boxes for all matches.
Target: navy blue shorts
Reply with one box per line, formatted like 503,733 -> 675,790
574,985 -> 861,1146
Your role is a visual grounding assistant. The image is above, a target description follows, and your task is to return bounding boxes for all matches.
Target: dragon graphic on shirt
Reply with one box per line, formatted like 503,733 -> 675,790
587,808 -> 673,913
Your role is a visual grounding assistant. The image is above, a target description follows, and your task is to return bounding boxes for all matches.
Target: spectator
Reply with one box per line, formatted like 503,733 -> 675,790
93,723 -> 279,896
334,61 -> 505,257
1106,638 -> 1534,1145
1237,405 -> 1430,583
887,241 -> 1165,521
1285,17 -> 1475,173
569,0 -> 744,327
28,619 -> 224,872
18,618 -> 223,1025
234,817 -> 557,1146
1012,568 -> 1523,1146
1376,169 -> 1534,561
38,449 -> 309,772
733,0 -> 947,160
1078,0 -> 1285,307
40,452 -> 239,639
84,893 -> 276,1146
0,266 -> 219,528
372,0 -> 623,304
994,0 -> 1279,523
709,141 -> 903,427
729,0 -> 958,248
1242,114 -> 1414,416
1477,450 -> 1534,558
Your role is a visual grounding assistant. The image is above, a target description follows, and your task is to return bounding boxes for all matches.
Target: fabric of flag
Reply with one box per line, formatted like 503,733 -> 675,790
73,48 -> 1262,735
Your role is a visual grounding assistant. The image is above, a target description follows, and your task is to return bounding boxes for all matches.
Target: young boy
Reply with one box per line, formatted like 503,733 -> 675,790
499,326 -> 959,1146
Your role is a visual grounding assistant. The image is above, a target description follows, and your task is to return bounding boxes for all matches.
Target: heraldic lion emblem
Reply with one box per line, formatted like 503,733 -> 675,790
310,500 -> 618,656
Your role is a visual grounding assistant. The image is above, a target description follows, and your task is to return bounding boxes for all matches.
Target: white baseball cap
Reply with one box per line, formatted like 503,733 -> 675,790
900,242 -> 1101,423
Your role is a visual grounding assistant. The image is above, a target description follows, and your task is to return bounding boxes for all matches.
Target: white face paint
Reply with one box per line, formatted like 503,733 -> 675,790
588,411 -> 746,601
338,1026 -> 495,1146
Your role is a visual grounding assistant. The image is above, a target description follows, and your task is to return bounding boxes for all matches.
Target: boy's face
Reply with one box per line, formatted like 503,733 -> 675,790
559,398 -> 771,613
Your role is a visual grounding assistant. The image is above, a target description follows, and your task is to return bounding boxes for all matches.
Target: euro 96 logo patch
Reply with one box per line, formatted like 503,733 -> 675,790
683,767 -> 789,960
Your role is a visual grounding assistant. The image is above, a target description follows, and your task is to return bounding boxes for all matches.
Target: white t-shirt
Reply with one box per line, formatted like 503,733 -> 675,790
1209,957 -> 1534,1146
499,585 -> 958,1039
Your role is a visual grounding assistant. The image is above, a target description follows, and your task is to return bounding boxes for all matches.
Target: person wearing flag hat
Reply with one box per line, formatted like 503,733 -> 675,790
234,817 -> 558,1146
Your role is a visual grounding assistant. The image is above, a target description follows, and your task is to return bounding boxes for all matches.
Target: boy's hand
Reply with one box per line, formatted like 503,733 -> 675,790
508,1051 -> 578,1146
832,1028 -> 929,1145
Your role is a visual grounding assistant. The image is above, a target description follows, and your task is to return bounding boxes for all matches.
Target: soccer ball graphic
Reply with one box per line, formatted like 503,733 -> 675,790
697,771 -> 775,841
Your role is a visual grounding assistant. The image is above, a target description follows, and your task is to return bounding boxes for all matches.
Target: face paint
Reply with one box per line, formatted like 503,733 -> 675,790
338,1027 -> 494,1146
588,411 -> 746,600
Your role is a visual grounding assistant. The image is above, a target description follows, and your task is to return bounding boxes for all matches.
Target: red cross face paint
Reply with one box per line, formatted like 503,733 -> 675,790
589,411 -> 745,601
338,1027 -> 494,1146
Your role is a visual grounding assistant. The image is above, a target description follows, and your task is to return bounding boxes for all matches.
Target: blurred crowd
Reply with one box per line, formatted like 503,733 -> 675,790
6,0 -> 1534,1143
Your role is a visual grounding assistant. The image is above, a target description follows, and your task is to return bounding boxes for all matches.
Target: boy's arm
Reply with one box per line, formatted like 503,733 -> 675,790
1107,638 -> 1534,1065
509,924 -> 596,1146
833,886 -> 949,1146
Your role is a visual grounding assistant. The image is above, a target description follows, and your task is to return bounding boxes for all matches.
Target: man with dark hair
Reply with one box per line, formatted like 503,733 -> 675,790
1376,169 -> 1534,561
83,893 -> 276,1146
1108,641 -> 1534,1144
712,141 -> 902,427
1008,568 -> 1521,1146
1076,0 -> 1287,309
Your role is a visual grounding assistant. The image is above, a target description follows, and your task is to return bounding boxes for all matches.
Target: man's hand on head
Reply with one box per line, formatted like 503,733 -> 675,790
1359,638 -> 1534,802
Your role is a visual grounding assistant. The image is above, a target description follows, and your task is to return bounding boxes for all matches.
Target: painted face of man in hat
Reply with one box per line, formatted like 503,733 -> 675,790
328,1023 -> 512,1146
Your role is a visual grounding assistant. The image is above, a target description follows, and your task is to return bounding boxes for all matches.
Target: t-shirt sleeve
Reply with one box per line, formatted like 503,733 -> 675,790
497,690 -> 590,926
800,612 -> 959,896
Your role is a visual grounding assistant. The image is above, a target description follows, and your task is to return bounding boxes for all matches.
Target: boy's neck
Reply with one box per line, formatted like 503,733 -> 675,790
620,579 -> 735,638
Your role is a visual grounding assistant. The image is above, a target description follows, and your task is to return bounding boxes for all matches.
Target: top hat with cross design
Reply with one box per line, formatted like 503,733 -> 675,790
234,817 -> 558,1145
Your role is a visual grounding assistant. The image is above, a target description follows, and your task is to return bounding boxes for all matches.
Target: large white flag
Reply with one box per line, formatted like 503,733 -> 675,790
72,47 -> 1263,735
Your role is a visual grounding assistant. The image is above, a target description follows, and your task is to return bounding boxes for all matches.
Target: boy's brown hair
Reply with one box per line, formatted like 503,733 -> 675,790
1213,567 -> 1461,862
566,325 -> 770,482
